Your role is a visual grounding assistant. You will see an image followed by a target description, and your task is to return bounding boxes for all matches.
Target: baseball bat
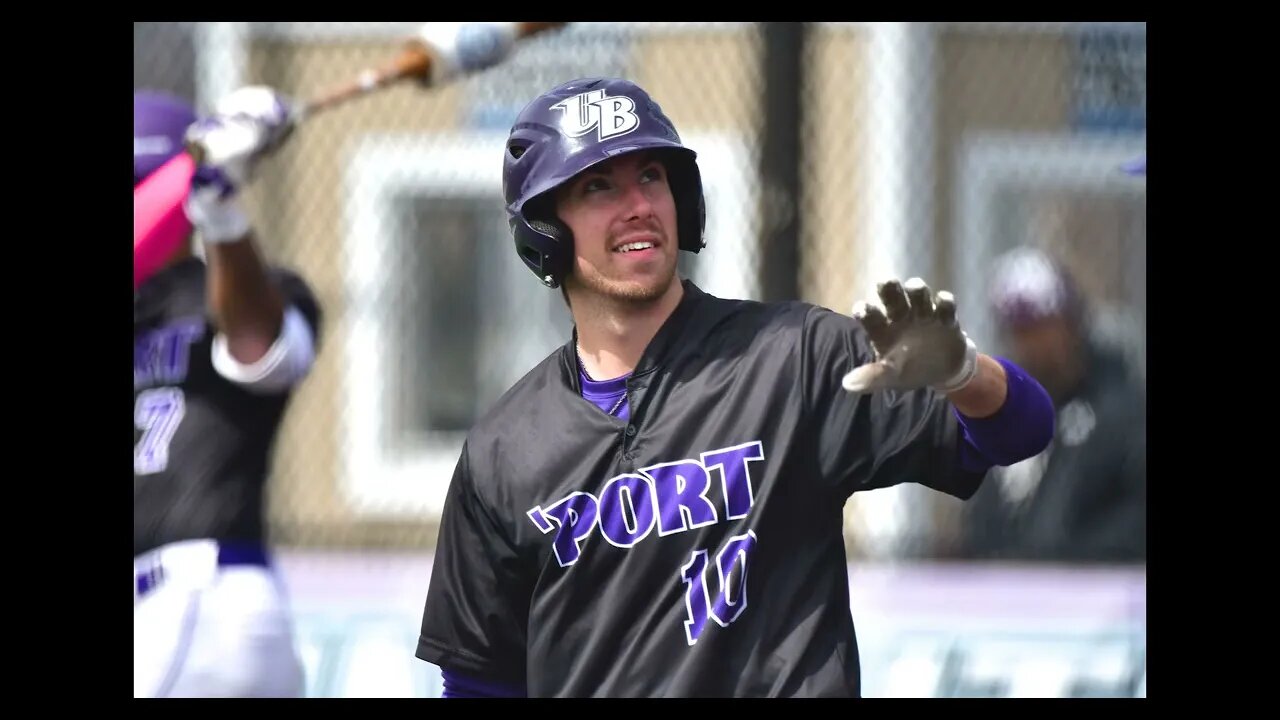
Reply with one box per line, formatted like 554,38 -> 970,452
297,21 -> 569,120
187,21 -> 568,163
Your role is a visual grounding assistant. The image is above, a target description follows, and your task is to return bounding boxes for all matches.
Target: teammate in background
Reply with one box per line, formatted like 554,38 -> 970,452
955,155 -> 1145,565
133,88 -> 321,698
957,246 -> 1146,565
415,77 -> 1056,697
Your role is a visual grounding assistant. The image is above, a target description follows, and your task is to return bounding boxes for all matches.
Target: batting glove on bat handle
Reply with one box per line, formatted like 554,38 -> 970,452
185,169 -> 251,245
183,86 -> 297,187
841,277 -> 980,395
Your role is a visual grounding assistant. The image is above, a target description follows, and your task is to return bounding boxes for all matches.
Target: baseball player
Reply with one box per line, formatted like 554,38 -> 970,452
959,246 -> 1146,564
133,88 -> 320,698
415,77 -> 1057,697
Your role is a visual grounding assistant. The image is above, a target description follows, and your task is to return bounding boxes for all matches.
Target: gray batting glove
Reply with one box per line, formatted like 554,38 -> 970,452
841,277 -> 979,395
182,87 -> 293,245
184,86 -> 296,189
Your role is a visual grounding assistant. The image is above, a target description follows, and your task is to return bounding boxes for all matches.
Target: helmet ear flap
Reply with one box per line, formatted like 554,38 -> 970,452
658,149 -> 706,253
513,195 -> 574,288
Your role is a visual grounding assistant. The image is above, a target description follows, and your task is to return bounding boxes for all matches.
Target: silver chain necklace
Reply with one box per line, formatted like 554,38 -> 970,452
577,344 -> 627,417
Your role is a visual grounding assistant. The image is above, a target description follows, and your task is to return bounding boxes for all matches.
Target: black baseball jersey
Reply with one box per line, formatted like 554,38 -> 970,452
416,280 -> 986,697
134,257 -> 321,556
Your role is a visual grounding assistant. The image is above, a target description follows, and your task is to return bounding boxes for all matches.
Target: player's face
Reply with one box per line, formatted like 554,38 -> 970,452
556,151 -> 680,304
1006,315 -> 1080,399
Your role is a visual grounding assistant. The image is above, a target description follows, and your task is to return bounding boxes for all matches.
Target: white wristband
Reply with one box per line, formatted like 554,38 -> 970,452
184,188 -> 252,245
935,335 -> 979,394
416,22 -> 517,84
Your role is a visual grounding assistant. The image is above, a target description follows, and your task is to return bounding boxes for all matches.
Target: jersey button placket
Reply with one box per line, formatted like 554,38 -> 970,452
621,423 -> 638,462
621,378 -> 643,459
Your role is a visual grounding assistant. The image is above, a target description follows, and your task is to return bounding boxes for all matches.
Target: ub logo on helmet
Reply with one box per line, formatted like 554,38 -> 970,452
552,89 -> 642,142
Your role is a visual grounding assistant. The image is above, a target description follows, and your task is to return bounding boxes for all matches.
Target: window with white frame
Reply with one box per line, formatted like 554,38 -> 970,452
954,133 -> 1146,371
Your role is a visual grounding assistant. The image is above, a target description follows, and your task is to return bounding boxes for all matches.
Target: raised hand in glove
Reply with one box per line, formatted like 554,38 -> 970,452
841,277 -> 979,395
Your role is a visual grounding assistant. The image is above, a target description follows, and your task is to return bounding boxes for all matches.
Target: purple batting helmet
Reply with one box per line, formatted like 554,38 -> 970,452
134,90 -> 197,187
988,247 -> 1085,330
502,77 -> 706,288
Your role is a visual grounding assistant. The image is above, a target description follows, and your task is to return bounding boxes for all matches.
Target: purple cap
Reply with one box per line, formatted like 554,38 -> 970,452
134,91 -> 197,186
989,247 -> 1084,328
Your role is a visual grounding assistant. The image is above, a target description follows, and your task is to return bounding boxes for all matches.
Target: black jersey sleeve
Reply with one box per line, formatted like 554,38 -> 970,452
417,442 -> 529,686
802,304 -> 984,501
269,267 -> 323,344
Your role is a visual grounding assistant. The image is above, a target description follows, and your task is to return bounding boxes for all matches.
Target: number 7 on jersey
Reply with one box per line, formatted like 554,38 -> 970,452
135,387 -> 185,475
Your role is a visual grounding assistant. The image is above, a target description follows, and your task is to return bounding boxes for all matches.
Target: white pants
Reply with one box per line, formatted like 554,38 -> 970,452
134,540 -> 304,698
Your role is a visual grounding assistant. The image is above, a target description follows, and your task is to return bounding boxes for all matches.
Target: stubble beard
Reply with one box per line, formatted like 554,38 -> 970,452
568,256 -> 679,309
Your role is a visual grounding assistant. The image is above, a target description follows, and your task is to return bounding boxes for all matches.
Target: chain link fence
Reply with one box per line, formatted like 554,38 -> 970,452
135,22 -> 1145,562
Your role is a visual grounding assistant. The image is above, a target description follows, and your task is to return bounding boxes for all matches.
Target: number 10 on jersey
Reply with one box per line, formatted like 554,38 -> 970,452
680,530 -> 757,645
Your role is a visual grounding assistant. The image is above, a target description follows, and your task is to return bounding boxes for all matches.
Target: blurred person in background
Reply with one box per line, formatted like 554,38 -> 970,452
133,87 -> 322,697
957,246 -> 1145,564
